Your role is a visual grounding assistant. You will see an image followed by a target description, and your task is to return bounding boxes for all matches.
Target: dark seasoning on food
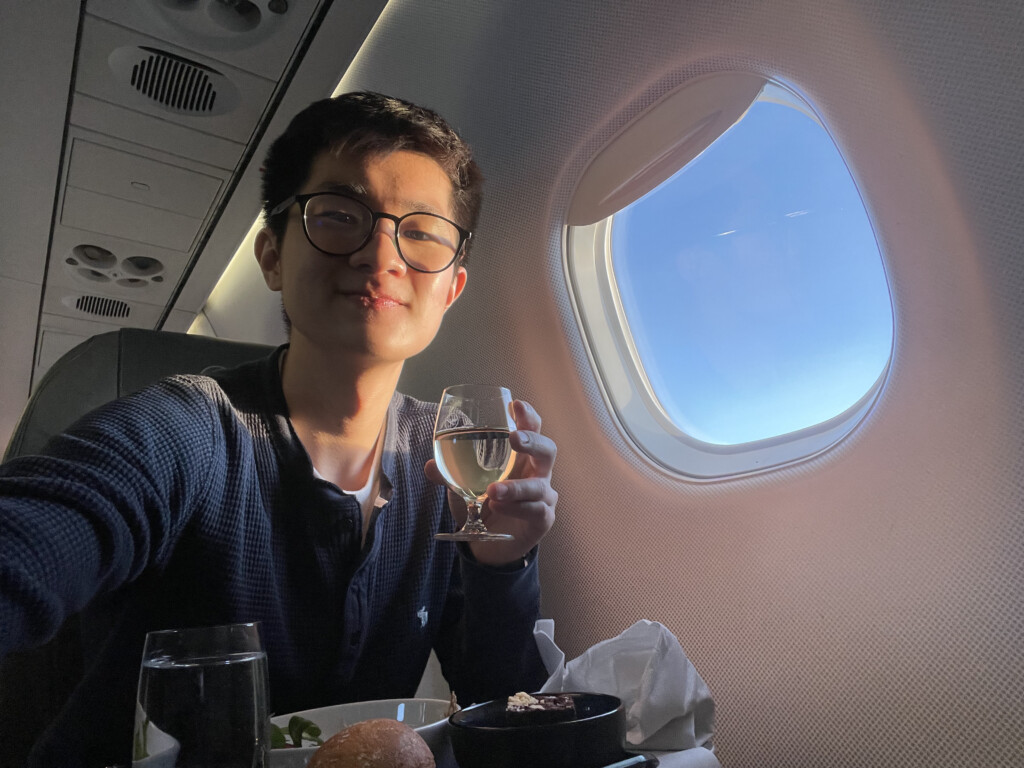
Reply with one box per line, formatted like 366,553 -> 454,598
505,692 -> 578,725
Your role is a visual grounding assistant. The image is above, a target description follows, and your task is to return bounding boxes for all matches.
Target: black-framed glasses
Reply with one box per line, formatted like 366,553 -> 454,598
269,192 -> 471,273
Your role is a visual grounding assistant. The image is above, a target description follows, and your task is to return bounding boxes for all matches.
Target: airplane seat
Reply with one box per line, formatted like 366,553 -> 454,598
0,328 -> 274,768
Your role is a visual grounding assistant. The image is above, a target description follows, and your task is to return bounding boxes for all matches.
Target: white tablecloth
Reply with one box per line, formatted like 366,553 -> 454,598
434,747 -> 720,768
649,747 -> 721,768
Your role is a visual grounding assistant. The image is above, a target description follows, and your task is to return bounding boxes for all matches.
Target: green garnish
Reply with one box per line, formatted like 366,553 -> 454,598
270,723 -> 288,749
270,715 -> 325,748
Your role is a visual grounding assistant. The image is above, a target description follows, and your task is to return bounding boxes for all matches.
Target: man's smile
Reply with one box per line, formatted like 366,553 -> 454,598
337,286 -> 407,309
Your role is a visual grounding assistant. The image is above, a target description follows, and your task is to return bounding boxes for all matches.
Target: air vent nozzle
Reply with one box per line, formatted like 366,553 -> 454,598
108,45 -> 239,116
64,245 -> 166,292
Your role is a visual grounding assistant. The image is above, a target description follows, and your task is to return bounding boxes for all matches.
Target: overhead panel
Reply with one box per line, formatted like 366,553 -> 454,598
60,187 -> 204,251
57,135 -> 223,253
69,93 -> 243,171
66,138 -> 223,219
41,289 -> 167,328
47,225 -> 187,307
74,14 -> 276,145
34,0 -> 329,385
86,0 -> 320,81
48,126 -> 231,310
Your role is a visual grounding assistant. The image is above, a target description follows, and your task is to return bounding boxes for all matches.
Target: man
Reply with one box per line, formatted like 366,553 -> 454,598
0,92 -> 556,766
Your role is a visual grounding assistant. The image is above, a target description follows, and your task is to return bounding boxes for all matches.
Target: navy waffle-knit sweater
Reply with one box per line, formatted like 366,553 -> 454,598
0,346 -> 547,767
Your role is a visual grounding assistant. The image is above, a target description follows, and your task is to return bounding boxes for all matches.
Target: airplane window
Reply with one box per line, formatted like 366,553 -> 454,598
567,79 -> 894,478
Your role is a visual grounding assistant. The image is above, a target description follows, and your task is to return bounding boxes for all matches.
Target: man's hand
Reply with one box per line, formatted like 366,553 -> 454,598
425,399 -> 557,566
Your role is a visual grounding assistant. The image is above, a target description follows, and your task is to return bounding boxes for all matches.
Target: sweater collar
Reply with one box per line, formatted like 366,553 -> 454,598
261,344 -> 398,499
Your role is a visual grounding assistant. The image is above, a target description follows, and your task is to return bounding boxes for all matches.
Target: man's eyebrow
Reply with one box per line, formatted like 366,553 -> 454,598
314,183 -> 449,217
316,182 -> 368,197
403,199 -> 447,216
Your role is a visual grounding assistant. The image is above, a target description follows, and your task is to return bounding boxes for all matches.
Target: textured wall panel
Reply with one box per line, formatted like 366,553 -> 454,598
338,1 -> 1021,766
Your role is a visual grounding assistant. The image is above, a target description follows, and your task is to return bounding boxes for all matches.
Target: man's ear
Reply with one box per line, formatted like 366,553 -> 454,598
444,266 -> 468,311
255,227 -> 283,291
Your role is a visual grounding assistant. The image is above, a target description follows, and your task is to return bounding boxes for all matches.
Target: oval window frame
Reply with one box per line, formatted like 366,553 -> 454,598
564,74 -> 893,480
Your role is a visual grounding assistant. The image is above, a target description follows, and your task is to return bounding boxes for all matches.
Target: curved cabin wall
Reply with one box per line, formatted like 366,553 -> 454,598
200,1 -> 1024,766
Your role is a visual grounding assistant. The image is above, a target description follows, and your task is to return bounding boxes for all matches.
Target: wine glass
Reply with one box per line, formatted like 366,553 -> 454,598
133,622 -> 270,768
433,384 -> 517,541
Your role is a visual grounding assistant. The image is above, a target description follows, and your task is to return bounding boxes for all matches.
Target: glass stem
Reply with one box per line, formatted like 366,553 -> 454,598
461,501 -> 488,534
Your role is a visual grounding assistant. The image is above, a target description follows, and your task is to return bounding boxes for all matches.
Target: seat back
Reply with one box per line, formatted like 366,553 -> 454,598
0,328 -> 273,767
4,328 -> 273,460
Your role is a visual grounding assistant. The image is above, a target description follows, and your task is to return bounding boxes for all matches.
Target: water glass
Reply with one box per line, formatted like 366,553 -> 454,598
133,622 -> 270,767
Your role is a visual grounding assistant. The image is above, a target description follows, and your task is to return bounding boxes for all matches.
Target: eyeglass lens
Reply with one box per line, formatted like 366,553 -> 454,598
303,194 -> 461,272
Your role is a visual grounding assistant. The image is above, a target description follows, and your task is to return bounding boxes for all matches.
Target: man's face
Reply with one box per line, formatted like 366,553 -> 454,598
256,148 -> 468,364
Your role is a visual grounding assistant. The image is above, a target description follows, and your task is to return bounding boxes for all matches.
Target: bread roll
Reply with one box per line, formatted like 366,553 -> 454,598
307,718 -> 435,768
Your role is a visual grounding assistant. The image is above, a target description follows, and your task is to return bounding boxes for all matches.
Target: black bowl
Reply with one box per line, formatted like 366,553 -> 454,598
448,692 -> 626,768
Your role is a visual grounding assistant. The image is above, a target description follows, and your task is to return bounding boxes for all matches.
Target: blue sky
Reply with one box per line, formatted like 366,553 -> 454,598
611,97 -> 893,445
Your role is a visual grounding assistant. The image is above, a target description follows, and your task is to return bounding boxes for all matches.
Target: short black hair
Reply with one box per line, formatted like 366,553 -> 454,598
261,91 -> 484,264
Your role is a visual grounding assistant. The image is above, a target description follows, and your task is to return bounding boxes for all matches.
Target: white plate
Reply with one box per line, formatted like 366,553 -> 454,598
269,698 -> 455,768
131,724 -> 180,768
132,704 -> 180,768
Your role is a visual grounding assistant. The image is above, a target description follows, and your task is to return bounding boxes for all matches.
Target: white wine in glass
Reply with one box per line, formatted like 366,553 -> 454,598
434,384 -> 517,541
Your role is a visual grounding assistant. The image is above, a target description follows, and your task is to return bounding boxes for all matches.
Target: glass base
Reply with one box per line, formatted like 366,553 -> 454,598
435,530 -> 514,541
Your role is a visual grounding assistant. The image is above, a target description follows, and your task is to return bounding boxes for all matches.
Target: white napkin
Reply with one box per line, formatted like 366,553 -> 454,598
533,619 -> 716,754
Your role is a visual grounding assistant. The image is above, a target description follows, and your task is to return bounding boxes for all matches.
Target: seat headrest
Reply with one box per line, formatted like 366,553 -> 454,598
4,329 -> 274,460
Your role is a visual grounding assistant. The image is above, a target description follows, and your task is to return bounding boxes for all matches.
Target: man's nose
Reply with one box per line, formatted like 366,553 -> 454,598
349,216 -> 407,274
